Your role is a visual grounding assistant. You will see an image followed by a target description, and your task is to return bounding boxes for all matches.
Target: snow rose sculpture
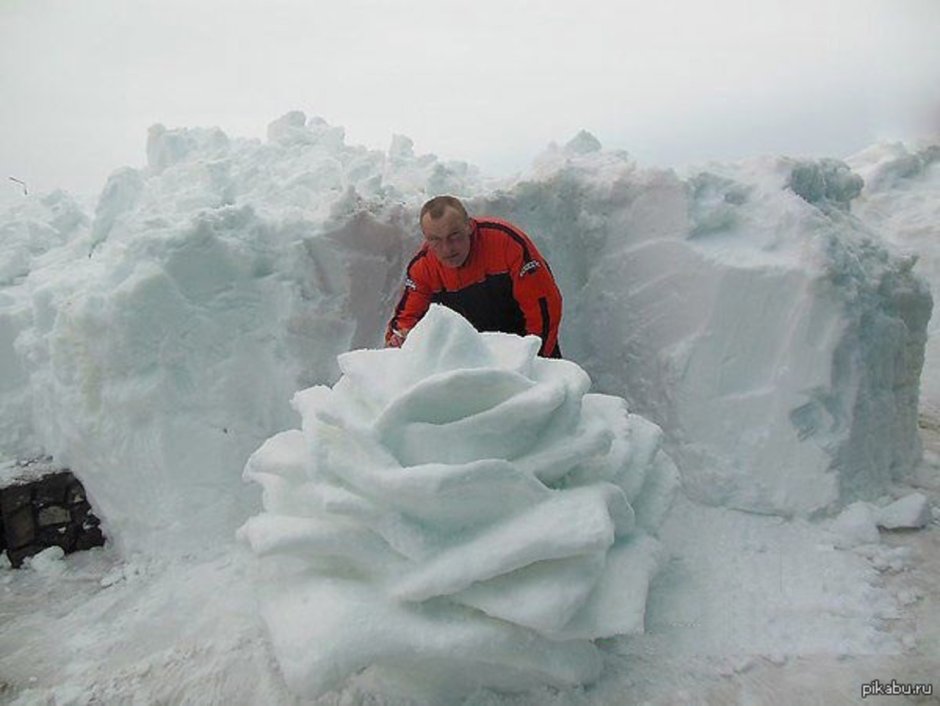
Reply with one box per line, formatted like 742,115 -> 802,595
239,305 -> 679,698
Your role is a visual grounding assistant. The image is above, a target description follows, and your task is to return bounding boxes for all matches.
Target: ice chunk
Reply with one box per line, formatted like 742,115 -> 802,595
241,306 -> 678,698
828,502 -> 880,548
25,546 -> 66,576
875,493 -> 932,530
786,158 -> 863,210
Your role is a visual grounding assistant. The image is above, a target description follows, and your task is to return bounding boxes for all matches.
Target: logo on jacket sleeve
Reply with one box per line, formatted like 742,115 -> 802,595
520,260 -> 541,277
404,277 -> 417,290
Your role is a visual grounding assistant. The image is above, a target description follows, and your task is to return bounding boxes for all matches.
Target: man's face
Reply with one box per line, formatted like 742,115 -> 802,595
421,207 -> 472,268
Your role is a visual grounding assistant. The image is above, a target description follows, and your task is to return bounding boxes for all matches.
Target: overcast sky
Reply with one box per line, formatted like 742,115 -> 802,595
1,0 -> 938,198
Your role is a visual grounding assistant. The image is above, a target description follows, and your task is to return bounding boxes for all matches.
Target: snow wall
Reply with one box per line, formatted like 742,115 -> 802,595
848,142 -> 940,416
0,111 -> 932,555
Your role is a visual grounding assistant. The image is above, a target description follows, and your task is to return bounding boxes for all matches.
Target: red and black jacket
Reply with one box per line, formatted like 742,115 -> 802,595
387,217 -> 563,357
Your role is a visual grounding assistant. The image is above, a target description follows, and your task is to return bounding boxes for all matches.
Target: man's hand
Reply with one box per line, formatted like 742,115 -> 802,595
386,328 -> 408,348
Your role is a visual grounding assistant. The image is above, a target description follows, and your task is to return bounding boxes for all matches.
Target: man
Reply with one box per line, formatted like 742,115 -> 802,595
386,195 -> 563,357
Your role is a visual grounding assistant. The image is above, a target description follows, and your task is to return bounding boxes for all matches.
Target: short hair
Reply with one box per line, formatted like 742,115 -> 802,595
420,195 -> 468,223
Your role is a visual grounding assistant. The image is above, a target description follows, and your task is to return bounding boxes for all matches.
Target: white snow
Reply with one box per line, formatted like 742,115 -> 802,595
22,546 -> 66,576
827,501 -> 881,549
876,493 -> 932,530
239,305 -> 678,697
0,113 -> 930,558
505,146 -> 929,516
0,115 -> 938,704
0,456 -> 62,486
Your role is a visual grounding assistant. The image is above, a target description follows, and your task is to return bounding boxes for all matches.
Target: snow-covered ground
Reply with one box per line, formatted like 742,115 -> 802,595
1,116 -> 938,704
2,466 -> 937,705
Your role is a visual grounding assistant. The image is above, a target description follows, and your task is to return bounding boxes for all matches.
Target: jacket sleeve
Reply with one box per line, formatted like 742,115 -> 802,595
385,253 -> 434,346
506,235 -> 563,357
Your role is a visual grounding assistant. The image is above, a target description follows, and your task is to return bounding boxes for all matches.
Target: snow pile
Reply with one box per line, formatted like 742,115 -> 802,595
0,189 -> 88,286
0,114 -> 931,558
0,116 -> 934,706
847,141 -> 940,414
480,144 -> 931,514
239,305 -> 679,698
1,113 -> 487,555
0,191 -> 89,456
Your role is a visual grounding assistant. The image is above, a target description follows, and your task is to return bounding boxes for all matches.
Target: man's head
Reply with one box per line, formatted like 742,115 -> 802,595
420,195 -> 472,268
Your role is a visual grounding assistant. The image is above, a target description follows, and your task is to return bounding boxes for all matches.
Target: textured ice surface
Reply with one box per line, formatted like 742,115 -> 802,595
239,305 -> 679,698
848,141 -> 940,416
